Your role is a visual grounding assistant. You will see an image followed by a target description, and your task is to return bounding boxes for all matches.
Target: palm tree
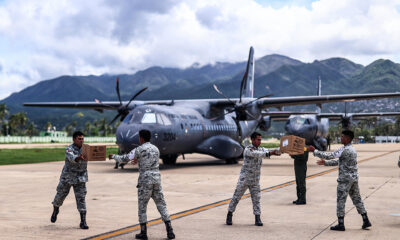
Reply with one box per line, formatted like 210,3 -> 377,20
8,112 -> 28,135
84,121 -> 92,136
0,104 -> 9,135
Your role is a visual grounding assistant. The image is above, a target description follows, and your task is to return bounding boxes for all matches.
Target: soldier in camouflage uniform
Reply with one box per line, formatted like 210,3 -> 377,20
50,131 -> 89,229
308,130 -> 371,231
226,132 -> 280,226
109,129 -> 175,240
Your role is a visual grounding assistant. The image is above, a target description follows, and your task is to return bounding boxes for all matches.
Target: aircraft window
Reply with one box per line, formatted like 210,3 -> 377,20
123,113 -> 133,123
141,113 -> 157,124
160,114 -> 172,125
305,119 -> 311,124
292,118 -> 305,124
129,111 -> 145,124
156,114 -> 164,125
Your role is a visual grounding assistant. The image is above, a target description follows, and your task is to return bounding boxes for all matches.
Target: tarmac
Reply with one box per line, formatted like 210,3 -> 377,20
1,143 -> 400,239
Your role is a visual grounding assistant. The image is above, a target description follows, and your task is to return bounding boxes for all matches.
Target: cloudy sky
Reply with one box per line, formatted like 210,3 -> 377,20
0,0 -> 400,100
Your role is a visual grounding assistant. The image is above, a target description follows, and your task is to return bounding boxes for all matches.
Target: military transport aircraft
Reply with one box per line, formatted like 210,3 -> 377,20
24,47 -> 400,164
267,78 -> 400,150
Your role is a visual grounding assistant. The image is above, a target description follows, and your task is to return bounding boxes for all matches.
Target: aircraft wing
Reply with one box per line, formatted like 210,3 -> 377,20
262,111 -> 316,120
23,92 -> 400,111
256,92 -> 400,109
23,101 -> 124,110
318,112 -> 400,120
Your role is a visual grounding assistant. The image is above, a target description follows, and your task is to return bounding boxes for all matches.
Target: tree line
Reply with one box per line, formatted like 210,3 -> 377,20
0,103 -> 119,137
328,116 -> 400,143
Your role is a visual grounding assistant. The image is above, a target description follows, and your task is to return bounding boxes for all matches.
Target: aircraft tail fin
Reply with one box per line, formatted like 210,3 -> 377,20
240,47 -> 255,102
316,76 -> 322,113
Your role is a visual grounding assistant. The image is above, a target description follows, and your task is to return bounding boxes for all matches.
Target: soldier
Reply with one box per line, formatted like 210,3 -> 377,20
50,131 -> 89,229
307,130 -> 372,231
114,159 -> 126,169
291,151 -> 308,205
109,129 -> 175,240
226,132 -> 280,226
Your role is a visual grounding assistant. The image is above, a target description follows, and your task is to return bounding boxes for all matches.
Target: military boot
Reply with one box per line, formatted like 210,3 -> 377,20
226,211 -> 233,225
135,223 -> 148,240
295,199 -> 306,205
361,213 -> 372,229
114,161 -> 119,169
330,217 -> 345,231
79,211 -> 89,229
255,215 -> 263,226
50,206 -> 59,223
165,221 -> 175,239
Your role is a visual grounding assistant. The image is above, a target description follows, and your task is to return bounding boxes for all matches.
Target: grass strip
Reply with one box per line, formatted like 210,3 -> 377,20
0,147 -> 119,165
260,142 -> 280,148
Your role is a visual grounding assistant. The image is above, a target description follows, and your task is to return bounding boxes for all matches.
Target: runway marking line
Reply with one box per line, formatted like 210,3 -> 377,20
84,149 -> 399,240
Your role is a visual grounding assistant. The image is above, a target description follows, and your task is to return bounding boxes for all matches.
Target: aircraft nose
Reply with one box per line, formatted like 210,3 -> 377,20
116,124 -> 140,153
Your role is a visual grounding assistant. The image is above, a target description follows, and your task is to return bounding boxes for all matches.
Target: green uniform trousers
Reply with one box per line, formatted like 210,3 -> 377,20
292,151 -> 308,202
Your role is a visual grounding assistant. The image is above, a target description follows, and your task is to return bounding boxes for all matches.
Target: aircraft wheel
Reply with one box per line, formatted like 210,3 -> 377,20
161,154 -> 178,165
225,158 -> 239,164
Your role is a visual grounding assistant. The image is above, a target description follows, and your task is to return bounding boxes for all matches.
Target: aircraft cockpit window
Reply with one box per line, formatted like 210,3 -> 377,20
156,113 -> 172,126
130,111 -> 145,124
160,114 -> 172,125
141,113 -> 157,124
304,119 -> 311,124
123,113 -> 133,123
292,117 -> 305,125
156,114 -> 164,125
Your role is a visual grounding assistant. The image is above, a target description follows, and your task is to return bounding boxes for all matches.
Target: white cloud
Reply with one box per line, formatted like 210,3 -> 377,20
0,0 -> 400,99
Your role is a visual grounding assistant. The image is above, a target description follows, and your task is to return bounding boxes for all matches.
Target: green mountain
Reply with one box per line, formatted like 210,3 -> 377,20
350,59 -> 400,93
320,58 -> 364,78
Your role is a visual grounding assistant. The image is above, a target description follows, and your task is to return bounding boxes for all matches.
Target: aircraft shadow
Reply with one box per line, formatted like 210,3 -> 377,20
100,159 -> 230,173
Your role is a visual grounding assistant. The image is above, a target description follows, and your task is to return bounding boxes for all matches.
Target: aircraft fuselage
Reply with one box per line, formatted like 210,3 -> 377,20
116,102 -> 261,160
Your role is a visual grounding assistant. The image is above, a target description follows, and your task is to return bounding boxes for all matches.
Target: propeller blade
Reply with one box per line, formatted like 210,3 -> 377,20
242,93 -> 273,107
210,108 -> 236,121
125,87 -> 148,108
110,112 -> 122,125
94,99 -> 117,109
244,109 -> 257,120
213,84 -> 236,105
116,77 -> 122,105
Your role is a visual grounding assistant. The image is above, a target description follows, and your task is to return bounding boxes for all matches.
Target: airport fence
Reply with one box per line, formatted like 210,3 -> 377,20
0,136 -> 116,144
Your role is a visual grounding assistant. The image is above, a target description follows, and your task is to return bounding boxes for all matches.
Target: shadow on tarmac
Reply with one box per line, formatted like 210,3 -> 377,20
97,159 -> 232,174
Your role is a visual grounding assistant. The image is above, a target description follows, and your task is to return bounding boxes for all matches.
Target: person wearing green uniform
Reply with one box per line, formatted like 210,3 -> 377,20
291,151 -> 308,205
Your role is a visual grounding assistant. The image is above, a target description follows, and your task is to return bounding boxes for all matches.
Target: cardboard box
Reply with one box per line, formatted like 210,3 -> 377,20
82,144 -> 106,161
280,135 -> 305,155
